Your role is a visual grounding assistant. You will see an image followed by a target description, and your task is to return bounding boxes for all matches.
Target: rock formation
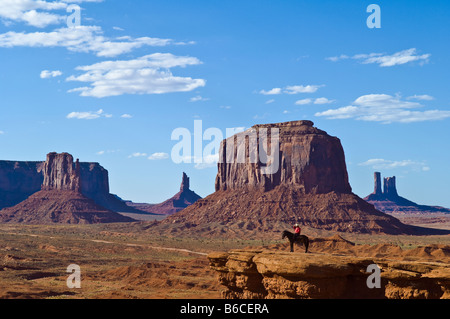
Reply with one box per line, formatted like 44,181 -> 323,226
383,176 -> 398,198
162,120 -> 434,235
208,248 -> 450,299
0,152 -> 136,224
365,172 -> 450,215
0,154 -> 144,214
373,172 -> 383,196
0,190 -> 134,224
42,153 -> 81,192
180,172 -> 190,192
0,161 -> 44,210
131,172 -> 202,215
215,120 -> 352,194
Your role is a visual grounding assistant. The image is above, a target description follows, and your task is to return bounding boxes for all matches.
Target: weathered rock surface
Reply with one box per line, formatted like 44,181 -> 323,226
0,161 -> 44,210
365,172 -> 450,215
215,120 -> 352,194
208,246 -> 450,299
163,121 -> 440,235
42,153 -> 80,192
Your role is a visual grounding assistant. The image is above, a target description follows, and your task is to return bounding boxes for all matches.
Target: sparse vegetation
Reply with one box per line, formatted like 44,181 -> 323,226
1,223 -> 449,299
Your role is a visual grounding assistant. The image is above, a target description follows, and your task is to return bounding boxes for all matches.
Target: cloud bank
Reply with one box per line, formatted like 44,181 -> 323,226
315,94 -> 450,123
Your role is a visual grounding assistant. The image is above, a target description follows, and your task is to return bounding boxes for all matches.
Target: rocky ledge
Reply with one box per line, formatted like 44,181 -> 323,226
208,250 -> 450,299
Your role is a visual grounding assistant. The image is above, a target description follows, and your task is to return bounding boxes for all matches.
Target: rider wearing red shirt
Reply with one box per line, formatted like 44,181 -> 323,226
293,223 -> 301,240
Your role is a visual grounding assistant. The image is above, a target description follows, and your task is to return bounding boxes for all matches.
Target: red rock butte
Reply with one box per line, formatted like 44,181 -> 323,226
0,152 -> 135,224
163,120 -> 446,235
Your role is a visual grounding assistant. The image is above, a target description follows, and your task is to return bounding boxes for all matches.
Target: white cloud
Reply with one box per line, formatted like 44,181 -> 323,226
359,158 -> 430,172
260,84 -> 323,96
284,85 -> 322,94
315,94 -> 450,123
0,26 -> 177,57
314,97 -> 335,105
407,94 -> 435,101
327,48 -> 430,67
265,99 -> 275,104
128,152 -> 148,158
0,0 -> 66,28
295,97 -> 334,105
148,152 -> 169,160
295,98 -> 312,105
0,0 -> 103,28
40,70 -> 62,78
66,53 -> 206,98
325,54 -> 349,62
120,114 -> 132,118
190,95 -> 210,102
356,48 -> 430,67
66,108 -> 112,120
97,149 -> 120,155
259,88 -> 282,95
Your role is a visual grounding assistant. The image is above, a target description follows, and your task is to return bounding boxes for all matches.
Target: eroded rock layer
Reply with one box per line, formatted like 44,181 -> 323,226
208,249 -> 450,299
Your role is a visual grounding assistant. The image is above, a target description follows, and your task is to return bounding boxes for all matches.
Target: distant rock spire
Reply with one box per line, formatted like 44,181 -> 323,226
373,172 -> 382,195
180,172 -> 190,192
383,176 -> 398,198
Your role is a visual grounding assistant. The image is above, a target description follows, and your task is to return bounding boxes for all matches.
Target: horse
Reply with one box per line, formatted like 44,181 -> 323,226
282,230 -> 309,253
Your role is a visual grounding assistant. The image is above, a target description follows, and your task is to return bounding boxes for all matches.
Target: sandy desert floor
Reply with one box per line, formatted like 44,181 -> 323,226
0,215 -> 449,299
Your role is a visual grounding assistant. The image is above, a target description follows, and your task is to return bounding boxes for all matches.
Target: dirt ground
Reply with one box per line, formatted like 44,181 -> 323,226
0,217 -> 449,299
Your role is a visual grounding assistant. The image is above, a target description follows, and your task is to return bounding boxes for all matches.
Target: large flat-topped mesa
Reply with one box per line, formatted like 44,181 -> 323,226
215,120 -> 352,194
162,120 -> 441,235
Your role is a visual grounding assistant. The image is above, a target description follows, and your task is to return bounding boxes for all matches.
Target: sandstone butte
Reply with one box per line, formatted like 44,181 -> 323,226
162,120 -> 446,236
0,152 -> 135,224
0,153 -> 142,213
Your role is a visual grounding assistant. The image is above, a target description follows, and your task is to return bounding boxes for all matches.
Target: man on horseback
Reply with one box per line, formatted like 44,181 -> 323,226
282,226 -> 309,253
293,223 -> 301,241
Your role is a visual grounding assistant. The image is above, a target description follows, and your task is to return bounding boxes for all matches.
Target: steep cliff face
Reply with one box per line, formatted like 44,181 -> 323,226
215,120 -> 352,194
0,161 -> 44,210
208,249 -> 450,299
42,153 -> 80,192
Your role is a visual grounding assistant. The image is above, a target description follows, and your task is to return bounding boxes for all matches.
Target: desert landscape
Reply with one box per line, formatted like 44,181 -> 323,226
1,2 -> 449,307
0,120 -> 449,300
1,222 -> 449,299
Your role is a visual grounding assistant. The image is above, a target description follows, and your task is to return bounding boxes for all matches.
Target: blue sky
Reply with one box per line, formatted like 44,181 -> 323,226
0,0 -> 449,207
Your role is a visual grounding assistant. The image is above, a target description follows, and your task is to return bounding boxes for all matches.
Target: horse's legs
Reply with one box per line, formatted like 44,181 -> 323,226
290,241 -> 294,253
